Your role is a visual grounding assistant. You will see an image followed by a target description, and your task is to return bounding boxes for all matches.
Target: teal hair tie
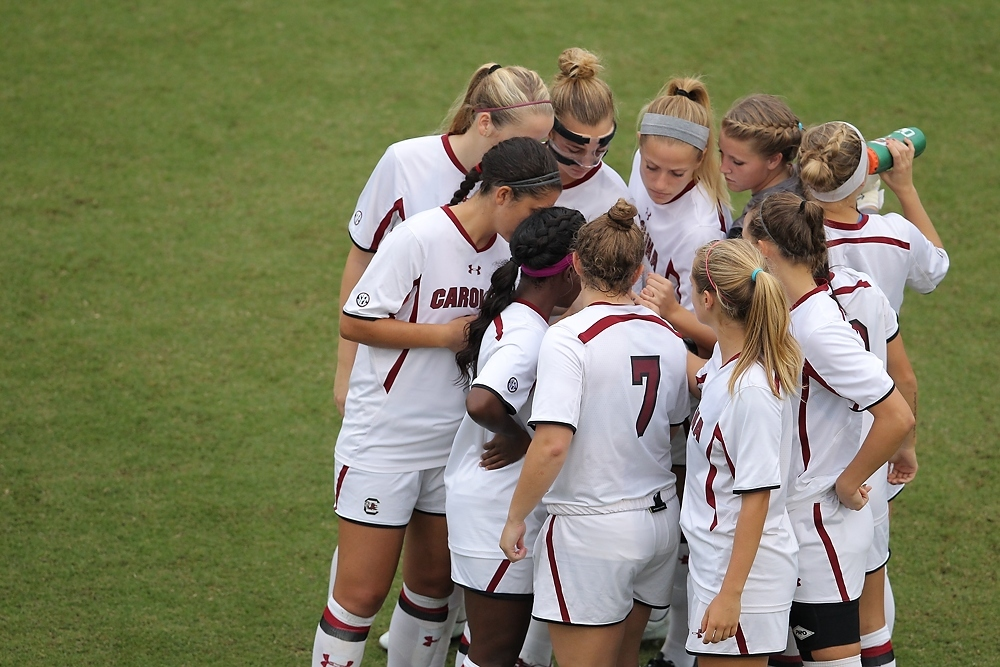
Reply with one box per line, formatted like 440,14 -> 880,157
751,268 -> 763,282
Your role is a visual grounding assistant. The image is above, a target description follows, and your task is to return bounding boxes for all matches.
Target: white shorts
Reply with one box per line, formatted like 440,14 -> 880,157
685,581 -> 791,657
887,480 -> 905,500
452,554 -> 534,597
333,458 -> 445,527
866,510 -> 890,573
531,498 -> 680,626
790,493 -> 873,604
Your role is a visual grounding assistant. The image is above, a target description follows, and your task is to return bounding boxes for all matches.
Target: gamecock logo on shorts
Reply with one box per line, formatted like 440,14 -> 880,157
356,292 -> 370,307
364,498 -> 380,515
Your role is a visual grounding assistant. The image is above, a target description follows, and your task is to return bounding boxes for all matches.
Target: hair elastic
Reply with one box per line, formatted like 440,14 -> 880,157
808,122 -> 869,203
487,64 -> 502,74
640,113 -> 709,151
474,100 -> 553,114
751,268 -> 763,283
501,171 -> 562,188
798,121 -> 804,131
675,88 -> 694,100
521,254 -> 573,278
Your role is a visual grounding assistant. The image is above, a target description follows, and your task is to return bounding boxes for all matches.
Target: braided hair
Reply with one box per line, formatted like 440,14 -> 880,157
450,136 -> 561,205
456,206 -> 585,384
721,94 -> 802,163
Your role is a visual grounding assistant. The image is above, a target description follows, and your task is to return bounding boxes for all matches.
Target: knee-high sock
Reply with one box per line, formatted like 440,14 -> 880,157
312,594 -> 374,667
769,627 -> 803,666
454,622 -> 470,667
428,586 -> 462,667
387,584 -> 451,667
660,542 -> 694,667
802,657 -> 861,667
883,570 -> 895,636
860,625 -> 895,667
517,618 -> 552,667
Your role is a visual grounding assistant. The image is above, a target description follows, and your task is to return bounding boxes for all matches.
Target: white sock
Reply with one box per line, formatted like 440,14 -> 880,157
460,658 -> 481,667
454,622 -> 470,667
312,594 -> 374,667
518,618 -> 552,667
327,547 -> 339,597
802,657 -> 861,667
660,542 -> 694,667
387,584 -> 451,667
860,625 -> 895,667
883,570 -> 895,635
429,587 -> 463,667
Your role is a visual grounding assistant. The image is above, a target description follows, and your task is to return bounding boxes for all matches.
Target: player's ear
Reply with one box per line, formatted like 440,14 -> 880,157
494,185 -> 513,206
476,111 -> 494,138
765,152 -> 784,170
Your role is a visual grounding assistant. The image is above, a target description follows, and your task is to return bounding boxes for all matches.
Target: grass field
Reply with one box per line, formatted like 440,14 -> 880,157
1,1 -> 998,665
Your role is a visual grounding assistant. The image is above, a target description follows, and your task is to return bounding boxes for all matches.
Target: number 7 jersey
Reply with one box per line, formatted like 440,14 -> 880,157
528,303 -> 690,513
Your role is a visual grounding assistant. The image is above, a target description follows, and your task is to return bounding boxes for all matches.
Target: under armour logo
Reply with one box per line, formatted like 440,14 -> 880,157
468,265 -> 481,275
321,655 -> 354,667
422,635 -> 440,647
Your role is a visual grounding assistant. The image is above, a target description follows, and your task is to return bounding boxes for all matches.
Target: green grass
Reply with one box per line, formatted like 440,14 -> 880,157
1,1 -> 998,665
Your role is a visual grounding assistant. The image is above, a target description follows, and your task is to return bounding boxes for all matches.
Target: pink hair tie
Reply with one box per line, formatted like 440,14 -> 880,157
474,100 -> 553,113
521,254 -> 573,278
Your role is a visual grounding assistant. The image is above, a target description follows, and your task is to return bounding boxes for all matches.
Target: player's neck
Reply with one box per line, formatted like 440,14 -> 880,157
770,262 -> 818,308
515,284 -> 559,322
578,285 -> 632,307
713,320 -> 744,366
752,164 -> 792,195
821,198 -> 861,224
448,131 -> 489,174
448,198 -> 497,248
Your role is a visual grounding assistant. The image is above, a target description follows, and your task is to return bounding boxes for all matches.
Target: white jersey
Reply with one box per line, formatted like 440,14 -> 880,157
529,303 -> 690,512
828,268 -> 899,525
338,206 -> 511,472
348,134 -> 469,252
628,151 -> 731,310
824,212 -> 949,312
445,300 -> 549,558
681,350 -> 798,612
555,163 -> 630,223
787,284 -> 895,508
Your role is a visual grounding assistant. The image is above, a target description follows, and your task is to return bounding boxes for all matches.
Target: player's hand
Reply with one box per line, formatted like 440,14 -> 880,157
879,138 -> 916,195
836,481 -> 871,510
699,590 -> 741,644
443,315 -> 476,353
500,518 -> 527,562
638,273 -> 681,318
481,429 -> 532,470
888,447 -> 918,484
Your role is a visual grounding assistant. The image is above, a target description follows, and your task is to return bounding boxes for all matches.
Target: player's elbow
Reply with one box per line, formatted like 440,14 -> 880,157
339,314 -> 366,343
466,388 -> 507,423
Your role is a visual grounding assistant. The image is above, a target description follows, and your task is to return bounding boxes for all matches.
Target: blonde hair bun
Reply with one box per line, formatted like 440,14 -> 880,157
558,47 -> 602,80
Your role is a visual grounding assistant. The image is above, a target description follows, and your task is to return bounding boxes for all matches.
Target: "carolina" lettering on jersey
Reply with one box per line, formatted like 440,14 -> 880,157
430,286 -> 486,310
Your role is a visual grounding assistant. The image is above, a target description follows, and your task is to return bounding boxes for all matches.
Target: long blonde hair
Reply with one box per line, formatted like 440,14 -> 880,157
692,239 -> 801,396
638,76 -> 730,208
442,64 -> 551,135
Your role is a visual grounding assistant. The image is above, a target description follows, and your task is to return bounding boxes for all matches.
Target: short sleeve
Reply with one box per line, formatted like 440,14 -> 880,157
528,326 -> 585,432
894,213 -> 949,295
804,321 -> 895,412
349,145 -> 407,252
473,325 -> 544,416
343,225 -> 424,320
728,386 -> 783,494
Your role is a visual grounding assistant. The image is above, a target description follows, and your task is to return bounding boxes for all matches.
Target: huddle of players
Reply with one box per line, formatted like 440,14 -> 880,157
315,47 -> 949,667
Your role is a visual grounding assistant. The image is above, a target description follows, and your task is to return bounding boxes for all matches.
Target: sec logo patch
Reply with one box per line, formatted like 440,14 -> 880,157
356,292 -> 370,307
507,377 -> 518,392
352,210 -> 362,226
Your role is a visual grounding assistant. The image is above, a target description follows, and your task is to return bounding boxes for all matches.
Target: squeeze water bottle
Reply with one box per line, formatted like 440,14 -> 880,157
866,127 -> 926,174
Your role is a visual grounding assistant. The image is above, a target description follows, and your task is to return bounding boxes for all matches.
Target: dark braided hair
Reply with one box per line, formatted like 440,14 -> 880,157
456,206 -> 585,385
450,136 -> 561,205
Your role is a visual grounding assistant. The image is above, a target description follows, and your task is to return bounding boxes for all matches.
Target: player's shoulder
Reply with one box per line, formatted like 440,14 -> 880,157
386,133 -> 446,158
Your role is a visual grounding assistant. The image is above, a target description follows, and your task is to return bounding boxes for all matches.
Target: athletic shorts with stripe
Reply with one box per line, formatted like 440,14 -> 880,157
452,554 -> 534,597
790,491 -> 873,604
333,458 -> 445,527
685,578 -> 791,657
531,497 -> 680,626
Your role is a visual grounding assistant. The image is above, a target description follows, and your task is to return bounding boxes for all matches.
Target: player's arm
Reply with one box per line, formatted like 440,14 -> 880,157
701,489 -> 769,643
499,423 -> 573,562
341,313 -> 472,353
637,273 -> 716,356
334,246 -> 376,415
467,387 -> 531,470
886,333 -> 918,484
880,138 -> 943,248
836,388 -> 914,509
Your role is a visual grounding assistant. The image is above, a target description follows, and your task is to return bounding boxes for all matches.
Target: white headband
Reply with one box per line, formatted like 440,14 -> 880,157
808,122 -> 869,203
640,113 -> 709,151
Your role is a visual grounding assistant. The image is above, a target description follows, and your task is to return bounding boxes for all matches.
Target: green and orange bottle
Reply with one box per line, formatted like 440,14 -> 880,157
866,127 -> 926,174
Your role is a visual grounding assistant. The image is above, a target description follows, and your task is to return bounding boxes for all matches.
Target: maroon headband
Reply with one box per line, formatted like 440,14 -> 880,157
521,254 -> 573,278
